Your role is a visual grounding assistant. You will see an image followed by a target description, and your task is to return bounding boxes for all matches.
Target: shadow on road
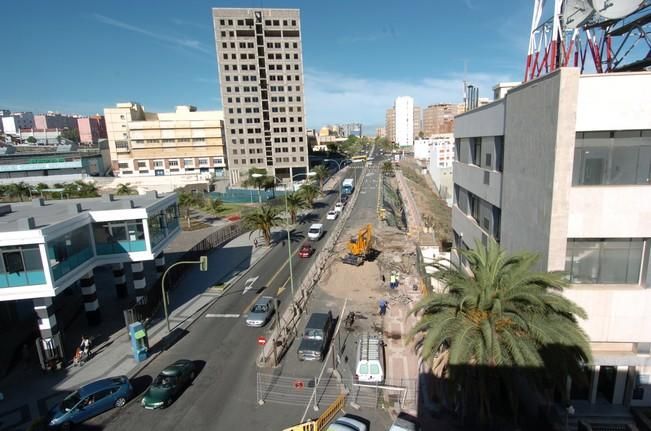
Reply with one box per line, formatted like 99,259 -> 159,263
130,374 -> 153,397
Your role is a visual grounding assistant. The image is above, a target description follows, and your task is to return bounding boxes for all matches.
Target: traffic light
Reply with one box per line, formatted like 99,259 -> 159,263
199,255 -> 208,272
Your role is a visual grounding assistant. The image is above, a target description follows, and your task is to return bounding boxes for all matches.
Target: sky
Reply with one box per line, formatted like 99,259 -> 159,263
2,0 -> 534,131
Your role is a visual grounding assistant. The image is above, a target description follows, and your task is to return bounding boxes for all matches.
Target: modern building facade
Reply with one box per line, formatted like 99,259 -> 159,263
423,103 -> 465,136
414,134 -> 455,165
104,103 -> 226,178
385,108 -> 395,144
376,127 -> 386,138
0,192 -> 179,366
77,116 -> 107,145
453,68 -> 651,407
395,96 -> 414,147
213,8 -> 308,185
0,144 -> 106,183
34,113 -> 78,131
2,112 -> 35,135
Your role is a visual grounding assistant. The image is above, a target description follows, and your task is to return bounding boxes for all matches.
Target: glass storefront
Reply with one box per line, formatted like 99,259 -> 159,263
0,245 -> 46,287
93,220 -> 146,255
47,226 -> 94,280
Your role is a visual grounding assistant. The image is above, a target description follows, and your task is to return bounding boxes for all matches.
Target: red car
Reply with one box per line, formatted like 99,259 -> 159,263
299,244 -> 315,258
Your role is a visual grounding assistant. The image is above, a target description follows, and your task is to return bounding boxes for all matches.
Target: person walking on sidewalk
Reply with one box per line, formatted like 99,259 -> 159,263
80,335 -> 91,361
389,272 -> 397,289
378,299 -> 389,316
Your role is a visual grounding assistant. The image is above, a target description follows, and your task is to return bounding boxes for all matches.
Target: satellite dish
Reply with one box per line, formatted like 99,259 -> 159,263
588,0 -> 641,19
562,0 -> 596,29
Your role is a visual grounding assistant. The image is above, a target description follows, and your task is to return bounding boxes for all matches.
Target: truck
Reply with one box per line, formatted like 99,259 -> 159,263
341,178 -> 354,195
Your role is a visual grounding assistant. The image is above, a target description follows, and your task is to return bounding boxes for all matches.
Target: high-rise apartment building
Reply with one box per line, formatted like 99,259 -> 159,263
104,103 -> 226,178
1,112 -> 34,135
423,103 -> 465,136
385,108 -> 395,144
213,8 -> 308,185
453,68 -> 651,408
395,96 -> 414,147
376,127 -> 386,138
413,105 -> 422,137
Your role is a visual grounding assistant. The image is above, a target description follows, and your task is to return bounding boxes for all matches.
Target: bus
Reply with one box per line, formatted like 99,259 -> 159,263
350,155 -> 367,163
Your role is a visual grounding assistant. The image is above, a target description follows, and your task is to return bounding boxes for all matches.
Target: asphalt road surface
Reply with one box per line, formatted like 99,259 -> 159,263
86,162 -> 377,430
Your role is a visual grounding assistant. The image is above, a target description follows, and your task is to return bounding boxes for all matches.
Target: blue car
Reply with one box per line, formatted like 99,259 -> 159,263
49,376 -> 133,429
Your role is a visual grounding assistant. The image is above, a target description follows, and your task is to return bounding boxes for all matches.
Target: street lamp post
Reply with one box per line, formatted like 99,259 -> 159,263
161,256 -> 208,333
252,171 -> 315,299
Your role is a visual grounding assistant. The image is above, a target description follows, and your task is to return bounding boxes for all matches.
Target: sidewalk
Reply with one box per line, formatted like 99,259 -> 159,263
0,230 -> 270,428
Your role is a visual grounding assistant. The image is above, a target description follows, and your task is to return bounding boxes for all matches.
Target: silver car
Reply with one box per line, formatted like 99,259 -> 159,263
245,296 -> 275,327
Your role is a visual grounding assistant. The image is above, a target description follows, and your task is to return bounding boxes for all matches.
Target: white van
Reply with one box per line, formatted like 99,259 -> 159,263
355,334 -> 384,384
307,223 -> 323,240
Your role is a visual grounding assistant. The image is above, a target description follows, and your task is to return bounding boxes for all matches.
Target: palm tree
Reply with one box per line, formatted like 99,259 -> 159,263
382,161 -> 394,176
74,180 -> 99,198
284,192 -> 308,224
116,183 -> 136,196
298,181 -> 319,207
243,205 -> 282,246
312,165 -> 329,191
409,240 -> 591,426
204,197 -> 224,215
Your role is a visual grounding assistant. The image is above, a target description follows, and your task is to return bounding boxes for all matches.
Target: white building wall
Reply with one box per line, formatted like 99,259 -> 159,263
395,96 -> 414,147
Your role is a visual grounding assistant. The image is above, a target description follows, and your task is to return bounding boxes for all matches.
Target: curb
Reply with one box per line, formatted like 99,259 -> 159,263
127,243 -> 274,380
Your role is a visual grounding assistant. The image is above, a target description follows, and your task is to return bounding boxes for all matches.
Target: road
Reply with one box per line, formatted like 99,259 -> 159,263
88,160 -> 373,430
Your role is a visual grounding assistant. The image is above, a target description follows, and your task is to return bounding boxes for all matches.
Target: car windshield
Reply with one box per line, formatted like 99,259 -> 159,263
61,391 -> 81,411
309,228 -> 319,233
154,374 -> 177,387
252,304 -> 268,313
304,329 -> 323,340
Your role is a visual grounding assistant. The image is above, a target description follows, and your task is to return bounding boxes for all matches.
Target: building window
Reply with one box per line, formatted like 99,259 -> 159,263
470,137 -> 482,166
168,160 -> 179,167
0,245 -> 45,287
198,159 -> 208,166
573,131 -> 651,186
118,162 -> 129,169
154,160 -> 164,168
93,220 -> 147,255
183,158 -> 193,166
565,238 -> 644,284
137,161 -> 147,168
47,226 -> 94,280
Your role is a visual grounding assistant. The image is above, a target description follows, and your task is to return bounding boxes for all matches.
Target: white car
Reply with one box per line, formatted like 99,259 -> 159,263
307,223 -> 323,240
326,210 -> 338,220
334,202 -> 344,213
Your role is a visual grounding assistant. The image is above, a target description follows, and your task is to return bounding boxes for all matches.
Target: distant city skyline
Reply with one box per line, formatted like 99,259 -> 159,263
3,0 -> 532,129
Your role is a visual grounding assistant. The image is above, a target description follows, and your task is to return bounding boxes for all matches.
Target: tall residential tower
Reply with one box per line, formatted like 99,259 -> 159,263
213,8 -> 308,185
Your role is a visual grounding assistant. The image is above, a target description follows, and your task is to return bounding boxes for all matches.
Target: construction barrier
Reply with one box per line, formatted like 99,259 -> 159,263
282,393 -> 346,431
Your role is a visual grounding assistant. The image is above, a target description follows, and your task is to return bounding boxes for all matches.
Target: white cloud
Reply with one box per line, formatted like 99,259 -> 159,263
93,13 -> 213,55
303,68 -> 513,128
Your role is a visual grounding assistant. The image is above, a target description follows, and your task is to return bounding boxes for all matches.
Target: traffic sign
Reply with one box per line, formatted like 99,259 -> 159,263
257,336 -> 266,345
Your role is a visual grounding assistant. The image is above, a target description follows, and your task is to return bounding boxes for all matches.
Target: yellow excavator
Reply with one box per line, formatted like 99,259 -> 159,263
342,224 -> 373,266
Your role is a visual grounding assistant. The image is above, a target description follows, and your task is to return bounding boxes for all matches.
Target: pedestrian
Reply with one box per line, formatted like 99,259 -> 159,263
379,299 -> 388,316
381,274 -> 386,283
390,272 -> 396,289
253,238 -> 258,248
80,335 -> 91,360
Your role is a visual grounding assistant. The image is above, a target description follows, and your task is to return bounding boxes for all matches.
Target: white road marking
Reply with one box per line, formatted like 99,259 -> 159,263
242,276 -> 259,295
205,313 -> 240,318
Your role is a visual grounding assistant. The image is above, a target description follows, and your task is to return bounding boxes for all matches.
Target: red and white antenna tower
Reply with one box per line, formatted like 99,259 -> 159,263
524,0 -> 651,82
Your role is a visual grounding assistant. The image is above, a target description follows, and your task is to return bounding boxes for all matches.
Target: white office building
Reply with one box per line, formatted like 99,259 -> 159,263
395,96 -> 414,147
453,68 -> 651,409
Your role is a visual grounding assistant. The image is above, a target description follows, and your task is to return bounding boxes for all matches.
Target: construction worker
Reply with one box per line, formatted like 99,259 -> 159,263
390,272 -> 397,289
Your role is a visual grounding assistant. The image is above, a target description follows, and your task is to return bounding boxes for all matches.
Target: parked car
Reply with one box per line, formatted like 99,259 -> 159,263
326,414 -> 368,431
298,243 -> 315,258
326,210 -> 338,220
48,376 -> 133,429
297,311 -> 335,361
334,202 -> 344,213
307,223 -> 324,240
141,360 -> 196,409
246,296 -> 275,327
